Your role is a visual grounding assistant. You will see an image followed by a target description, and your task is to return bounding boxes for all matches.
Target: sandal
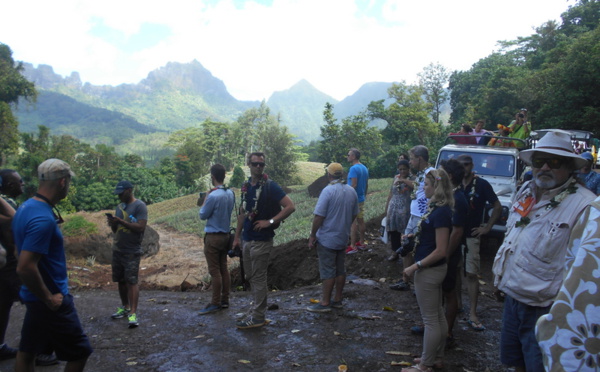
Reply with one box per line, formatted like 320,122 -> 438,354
467,319 -> 486,331
413,358 -> 444,369
401,364 -> 433,372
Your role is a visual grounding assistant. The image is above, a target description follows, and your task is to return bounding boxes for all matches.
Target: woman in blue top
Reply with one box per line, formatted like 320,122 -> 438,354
402,169 -> 454,372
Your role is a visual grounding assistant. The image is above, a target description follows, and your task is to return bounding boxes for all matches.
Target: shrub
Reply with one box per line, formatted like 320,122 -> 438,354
61,215 -> 98,237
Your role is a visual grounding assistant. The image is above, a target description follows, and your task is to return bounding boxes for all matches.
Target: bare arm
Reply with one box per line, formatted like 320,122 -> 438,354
404,227 -> 450,277
0,198 -> 15,225
252,195 -> 296,230
472,200 -> 501,237
17,251 -> 63,311
308,215 -> 326,249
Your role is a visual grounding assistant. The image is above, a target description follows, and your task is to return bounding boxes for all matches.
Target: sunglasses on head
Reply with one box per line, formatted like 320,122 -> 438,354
250,162 -> 266,167
531,157 -> 565,169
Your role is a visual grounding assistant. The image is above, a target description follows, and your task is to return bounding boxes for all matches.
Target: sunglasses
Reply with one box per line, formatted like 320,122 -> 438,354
531,157 -> 565,169
250,162 -> 266,168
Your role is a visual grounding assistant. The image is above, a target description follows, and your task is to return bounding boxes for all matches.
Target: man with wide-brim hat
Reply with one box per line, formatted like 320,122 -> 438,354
492,130 -> 595,372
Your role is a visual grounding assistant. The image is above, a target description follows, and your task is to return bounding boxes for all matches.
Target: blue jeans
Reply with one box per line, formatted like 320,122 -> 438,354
500,295 -> 550,372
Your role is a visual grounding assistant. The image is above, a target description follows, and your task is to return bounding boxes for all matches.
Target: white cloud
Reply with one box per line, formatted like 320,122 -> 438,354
1,0 -> 572,101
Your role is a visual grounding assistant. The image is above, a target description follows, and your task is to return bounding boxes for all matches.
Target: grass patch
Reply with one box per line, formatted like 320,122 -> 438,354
147,162 -> 392,246
61,215 -> 99,237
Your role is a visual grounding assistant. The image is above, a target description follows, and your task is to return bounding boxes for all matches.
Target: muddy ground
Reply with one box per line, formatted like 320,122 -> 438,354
1,220 -> 508,372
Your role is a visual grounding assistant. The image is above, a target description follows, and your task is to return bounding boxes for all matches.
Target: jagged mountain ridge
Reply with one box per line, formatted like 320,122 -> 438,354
16,60 -> 395,145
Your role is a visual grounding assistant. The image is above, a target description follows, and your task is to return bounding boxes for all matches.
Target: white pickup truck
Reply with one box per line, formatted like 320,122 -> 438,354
435,136 -> 528,238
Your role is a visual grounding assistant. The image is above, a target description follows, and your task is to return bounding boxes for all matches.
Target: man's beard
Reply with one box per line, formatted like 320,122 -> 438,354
534,172 -> 557,189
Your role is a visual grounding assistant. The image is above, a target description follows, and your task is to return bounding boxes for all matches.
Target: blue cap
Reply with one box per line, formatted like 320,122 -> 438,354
113,180 -> 133,194
581,152 -> 594,162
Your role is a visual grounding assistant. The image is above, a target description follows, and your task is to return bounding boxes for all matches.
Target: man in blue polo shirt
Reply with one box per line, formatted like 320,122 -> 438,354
199,164 -> 235,315
13,159 -> 92,372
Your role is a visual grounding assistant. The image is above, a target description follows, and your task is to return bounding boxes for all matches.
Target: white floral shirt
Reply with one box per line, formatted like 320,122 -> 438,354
536,196 -> 600,372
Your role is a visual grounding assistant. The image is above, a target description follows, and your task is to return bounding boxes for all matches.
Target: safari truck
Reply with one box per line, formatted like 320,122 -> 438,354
435,135 -> 529,239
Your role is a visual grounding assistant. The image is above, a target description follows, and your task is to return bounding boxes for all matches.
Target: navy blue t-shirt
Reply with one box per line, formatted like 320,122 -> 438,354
414,205 -> 453,263
242,179 -> 286,241
463,176 -> 498,236
451,189 -> 468,259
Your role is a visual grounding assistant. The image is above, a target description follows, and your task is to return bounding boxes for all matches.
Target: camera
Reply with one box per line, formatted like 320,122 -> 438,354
397,236 -> 416,257
228,246 -> 242,258
518,113 -> 525,118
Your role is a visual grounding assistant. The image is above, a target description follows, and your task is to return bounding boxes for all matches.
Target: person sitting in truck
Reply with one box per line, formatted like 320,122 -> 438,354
449,124 -> 477,145
488,124 -> 516,148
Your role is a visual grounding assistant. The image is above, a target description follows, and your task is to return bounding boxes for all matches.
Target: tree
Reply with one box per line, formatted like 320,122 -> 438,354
0,43 -> 37,164
418,62 -> 450,124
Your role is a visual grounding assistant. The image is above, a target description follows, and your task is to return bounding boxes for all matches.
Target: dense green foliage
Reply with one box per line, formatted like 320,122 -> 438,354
0,44 -> 36,164
449,0 -> 600,135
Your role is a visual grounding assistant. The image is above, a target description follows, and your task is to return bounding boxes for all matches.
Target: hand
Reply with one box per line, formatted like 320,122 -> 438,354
308,235 -> 317,249
403,264 -> 417,278
471,225 -> 491,237
46,293 -> 64,311
232,237 -> 241,250
253,220 -> 272,231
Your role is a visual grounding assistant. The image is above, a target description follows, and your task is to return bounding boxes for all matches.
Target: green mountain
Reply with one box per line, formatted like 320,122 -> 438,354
267,79 -> 338,143
16,61 -> 398,154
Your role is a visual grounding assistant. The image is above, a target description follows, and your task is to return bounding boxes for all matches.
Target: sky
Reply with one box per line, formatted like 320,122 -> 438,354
1,0 -> 573,102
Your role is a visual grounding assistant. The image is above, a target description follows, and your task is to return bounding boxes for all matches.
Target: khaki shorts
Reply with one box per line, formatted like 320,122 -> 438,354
356,202 -> 365,219
465,237 -> 480,275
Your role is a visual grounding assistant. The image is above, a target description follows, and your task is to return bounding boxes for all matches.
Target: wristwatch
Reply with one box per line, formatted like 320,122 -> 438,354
269,219 -> 275,225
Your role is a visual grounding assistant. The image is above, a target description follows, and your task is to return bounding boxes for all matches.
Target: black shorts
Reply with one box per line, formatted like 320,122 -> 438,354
112,251 -> 142,284
0,266 -> 22,303
20,294 -> 93,361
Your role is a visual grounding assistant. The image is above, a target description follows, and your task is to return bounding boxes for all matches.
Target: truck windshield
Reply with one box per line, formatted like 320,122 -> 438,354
438,151 -> 515,177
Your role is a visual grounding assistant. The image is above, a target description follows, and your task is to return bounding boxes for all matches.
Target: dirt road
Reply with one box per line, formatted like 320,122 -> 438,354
1,228 -> 506,372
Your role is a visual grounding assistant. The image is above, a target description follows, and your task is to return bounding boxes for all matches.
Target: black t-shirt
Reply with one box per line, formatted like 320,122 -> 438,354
463,177 -> 498,237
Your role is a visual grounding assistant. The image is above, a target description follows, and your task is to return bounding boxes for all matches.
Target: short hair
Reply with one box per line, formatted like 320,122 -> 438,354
476,120 -> 485,125
0,169 -> 17,190
210,164 -> 226,183
456,154 -> 472,163
247,152 -> 265,165
461,124 -> 473,132
426,169 -> 454,208
349,148 -> 361,160
397,159 -> 410,168
409,145 -> 429,163
440,159 -> 465,186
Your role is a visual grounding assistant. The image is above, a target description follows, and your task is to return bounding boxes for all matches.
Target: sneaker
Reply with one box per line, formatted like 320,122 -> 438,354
307,303 -> 332,313
0,344 -> 17,361
199,304 -> 221,315
35,353 -> 58,366
236,317 -> 266,329
389,281 -> 410,291
345,246 -> 359,254
128,313 -> 139,328
220,301 -> 229,309
111,306 -> 130,319
355,241 -> 367,250
331,301 -> 344,309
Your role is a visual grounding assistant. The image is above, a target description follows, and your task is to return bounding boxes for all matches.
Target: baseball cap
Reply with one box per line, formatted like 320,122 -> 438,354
581,152 -> 594,162
113,180 -> 134,194
326,163 -> 343,177
38,159 -> 75,181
